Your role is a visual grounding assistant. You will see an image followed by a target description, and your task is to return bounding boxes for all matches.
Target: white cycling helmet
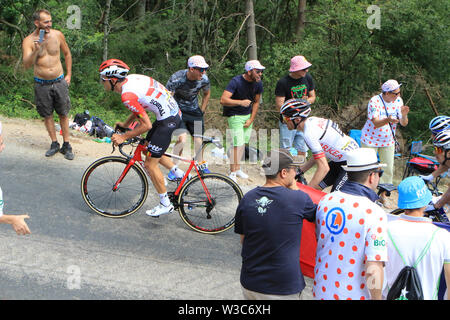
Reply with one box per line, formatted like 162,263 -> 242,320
433,129 -> 450,150
429,115 -> 450,135
280,98 -> 311,120
99,59 -> 130,79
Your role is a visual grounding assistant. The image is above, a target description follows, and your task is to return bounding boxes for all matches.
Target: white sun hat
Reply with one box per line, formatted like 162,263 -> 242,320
341,148 -> 387,171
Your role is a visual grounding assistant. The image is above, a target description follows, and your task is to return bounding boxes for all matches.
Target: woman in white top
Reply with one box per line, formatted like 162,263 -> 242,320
360,80 -> 409,187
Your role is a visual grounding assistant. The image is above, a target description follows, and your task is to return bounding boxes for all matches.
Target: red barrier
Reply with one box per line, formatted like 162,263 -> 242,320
297,182 -> 326,279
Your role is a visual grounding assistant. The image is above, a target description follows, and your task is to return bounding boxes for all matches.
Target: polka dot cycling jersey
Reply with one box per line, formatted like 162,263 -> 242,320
360,95 -> 403,148
312,191 -> 388,300
303,117 -> 359,162
120,74 -> 180,121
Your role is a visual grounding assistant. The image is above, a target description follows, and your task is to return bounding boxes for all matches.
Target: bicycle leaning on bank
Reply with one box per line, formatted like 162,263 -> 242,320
80,130 -> 243,234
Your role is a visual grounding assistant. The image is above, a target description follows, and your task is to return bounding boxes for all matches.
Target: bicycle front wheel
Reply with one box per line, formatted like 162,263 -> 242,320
178,173 -> 243,234
81,156 -> 149,218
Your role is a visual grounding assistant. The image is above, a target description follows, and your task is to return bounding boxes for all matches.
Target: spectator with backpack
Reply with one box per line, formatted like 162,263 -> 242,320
384,176 -> 450,300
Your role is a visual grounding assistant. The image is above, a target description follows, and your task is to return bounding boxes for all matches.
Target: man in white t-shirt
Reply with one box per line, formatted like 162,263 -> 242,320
313,148 -> 387,300
384,176 -> 450,300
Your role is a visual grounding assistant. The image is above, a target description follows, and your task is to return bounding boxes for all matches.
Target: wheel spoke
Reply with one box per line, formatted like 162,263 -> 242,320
178,174 -> 243,234
81,157 -> 148,217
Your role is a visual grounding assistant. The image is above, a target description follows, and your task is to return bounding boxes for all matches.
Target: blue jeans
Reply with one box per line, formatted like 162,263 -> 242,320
279,121 -> 308,153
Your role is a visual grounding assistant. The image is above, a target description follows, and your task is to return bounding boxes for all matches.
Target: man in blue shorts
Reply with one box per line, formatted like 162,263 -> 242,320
220,60 -> 264,182
166,55 -> 211,179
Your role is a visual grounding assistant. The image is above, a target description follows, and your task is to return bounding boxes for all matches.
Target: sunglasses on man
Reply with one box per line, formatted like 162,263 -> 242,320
194,67 -> 208,73
371,169 -> 384,178
390,90 -> 401,96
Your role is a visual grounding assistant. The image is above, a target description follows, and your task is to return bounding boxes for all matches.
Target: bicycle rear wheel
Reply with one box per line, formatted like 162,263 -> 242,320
177,173 -> 243,234
81,156 -> 149,218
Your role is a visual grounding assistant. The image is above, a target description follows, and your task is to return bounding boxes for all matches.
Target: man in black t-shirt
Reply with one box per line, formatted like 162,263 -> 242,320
275,55 -> 316,158
220,60 -> 264,182
234,150 -> 316,300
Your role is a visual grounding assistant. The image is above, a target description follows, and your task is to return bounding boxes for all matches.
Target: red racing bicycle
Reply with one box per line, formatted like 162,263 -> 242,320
81,133 -> 243,234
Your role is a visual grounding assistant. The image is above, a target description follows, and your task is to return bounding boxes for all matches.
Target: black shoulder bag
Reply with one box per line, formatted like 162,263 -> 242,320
379,94 -> 401,153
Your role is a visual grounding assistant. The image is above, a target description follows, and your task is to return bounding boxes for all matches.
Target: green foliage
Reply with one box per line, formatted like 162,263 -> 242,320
0,0 -> 448,144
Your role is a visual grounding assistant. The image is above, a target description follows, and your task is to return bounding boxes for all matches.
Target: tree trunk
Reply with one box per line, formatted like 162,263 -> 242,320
187,0 -> 195,56
245,0 -> 257,60
102,0 -> 112,61
295,0 -> 306,40
136,0 -> 146,19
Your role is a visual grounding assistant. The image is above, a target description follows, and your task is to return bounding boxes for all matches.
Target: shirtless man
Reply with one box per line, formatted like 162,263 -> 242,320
22,9 -> 74,160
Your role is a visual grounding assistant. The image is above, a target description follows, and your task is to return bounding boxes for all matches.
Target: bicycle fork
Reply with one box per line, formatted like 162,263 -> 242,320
174,162 -> 215,219
112,159 -> 136,191
113,144 -> 147,191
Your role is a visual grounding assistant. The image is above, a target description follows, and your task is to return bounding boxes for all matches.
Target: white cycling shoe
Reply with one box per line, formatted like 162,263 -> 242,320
146,203 -> 174,217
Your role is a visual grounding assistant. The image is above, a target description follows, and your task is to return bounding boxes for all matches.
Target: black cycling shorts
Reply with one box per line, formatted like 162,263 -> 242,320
173,112 -> 204,137
145,115 -> 181,158
319,160 -> 348,192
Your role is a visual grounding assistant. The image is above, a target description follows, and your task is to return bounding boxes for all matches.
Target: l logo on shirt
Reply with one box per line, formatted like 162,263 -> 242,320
325,207 -> 346,235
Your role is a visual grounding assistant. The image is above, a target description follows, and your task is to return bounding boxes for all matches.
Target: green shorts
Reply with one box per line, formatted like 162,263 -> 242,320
228,114 -> 252,147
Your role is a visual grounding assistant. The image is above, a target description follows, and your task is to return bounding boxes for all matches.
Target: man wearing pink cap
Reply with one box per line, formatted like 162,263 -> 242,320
220,60 -> 265,182
360,79 -> 409,204
275,56 -> 316,158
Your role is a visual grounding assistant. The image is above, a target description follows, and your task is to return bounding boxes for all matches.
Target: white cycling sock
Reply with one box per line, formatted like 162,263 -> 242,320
159,193 -> 170,207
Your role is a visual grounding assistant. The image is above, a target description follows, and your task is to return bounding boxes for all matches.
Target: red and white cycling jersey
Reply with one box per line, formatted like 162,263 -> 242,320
304,117 -> 359,162
121,74 -> 180,121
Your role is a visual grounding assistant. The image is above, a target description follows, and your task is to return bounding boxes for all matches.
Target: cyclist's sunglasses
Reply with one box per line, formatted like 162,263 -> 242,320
372,169 -> 384,178
254,69 -> 264,74
390,90 -> 401,96
194,67 -> 208,73
434,146 -> 444,154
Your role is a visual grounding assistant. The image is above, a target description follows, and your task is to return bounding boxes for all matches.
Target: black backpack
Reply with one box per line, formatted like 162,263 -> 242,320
90,116 -> 114,138
386,229 -> 438,300
73,111 -> 91,126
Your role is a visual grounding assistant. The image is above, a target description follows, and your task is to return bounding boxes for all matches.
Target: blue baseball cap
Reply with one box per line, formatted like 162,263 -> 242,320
397,176 -> 432,209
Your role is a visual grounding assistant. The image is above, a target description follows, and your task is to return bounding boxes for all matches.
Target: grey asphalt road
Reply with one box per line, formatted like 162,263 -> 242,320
0,141 -> 246,300
0,140 -> 314,301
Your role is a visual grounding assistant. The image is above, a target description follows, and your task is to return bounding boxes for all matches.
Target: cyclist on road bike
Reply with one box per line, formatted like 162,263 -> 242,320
280,98 -> 359,191
99,59 -> 184,217
430,129 -> 450,214
421,115 -> 450,183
